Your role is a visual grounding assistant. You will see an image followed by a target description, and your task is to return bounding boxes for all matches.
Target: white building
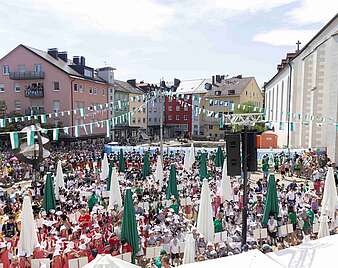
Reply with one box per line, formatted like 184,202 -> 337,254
264,13 -> 338,161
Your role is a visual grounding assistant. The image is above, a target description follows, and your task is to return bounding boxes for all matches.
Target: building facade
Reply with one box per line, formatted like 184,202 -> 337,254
264,14 -> 338,161
0,44 -> 111,137
204,75 -> 263,140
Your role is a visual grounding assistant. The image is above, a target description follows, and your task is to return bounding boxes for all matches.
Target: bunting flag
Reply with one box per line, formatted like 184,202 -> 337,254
53,128 -> 59,141
0,118 -> 5,128
10,132 -> 19,149
89,123 -> 93,134
106,119 -> 111,138
79,108 -> 85,117
74,126 -> 79,137
27,128 -> 35,146
83,125 -> 88,135
63,127 -> 69,135
40,114 -> 46,124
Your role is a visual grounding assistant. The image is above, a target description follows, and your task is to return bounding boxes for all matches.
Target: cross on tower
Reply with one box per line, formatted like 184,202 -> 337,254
296,40 -> 301,52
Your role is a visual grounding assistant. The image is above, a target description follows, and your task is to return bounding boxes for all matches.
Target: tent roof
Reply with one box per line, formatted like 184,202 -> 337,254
268,234 -> 338,268
83,254 -> 139,268
179,249 -> 283,268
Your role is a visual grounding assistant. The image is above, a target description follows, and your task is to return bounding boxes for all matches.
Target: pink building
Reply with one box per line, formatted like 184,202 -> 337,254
0,44 -> 114,137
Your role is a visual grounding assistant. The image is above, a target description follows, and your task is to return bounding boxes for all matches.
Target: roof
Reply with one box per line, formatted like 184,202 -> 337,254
264,13 -> 338,88
113,80 -> 143,94
20,45 -> 106,83
175,78 -> 210,94
205,77 -> 253,97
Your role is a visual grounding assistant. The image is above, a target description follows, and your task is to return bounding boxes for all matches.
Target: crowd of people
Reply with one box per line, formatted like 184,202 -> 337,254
0,140 -> 337,268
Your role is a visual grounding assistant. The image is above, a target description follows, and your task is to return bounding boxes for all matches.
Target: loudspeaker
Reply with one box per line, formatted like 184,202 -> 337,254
225,133 -> 241,176
242,132 -> 257,171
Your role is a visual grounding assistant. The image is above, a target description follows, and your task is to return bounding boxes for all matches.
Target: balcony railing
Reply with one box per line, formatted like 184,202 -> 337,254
10,71 -> 45,80
25,87 -> 44,98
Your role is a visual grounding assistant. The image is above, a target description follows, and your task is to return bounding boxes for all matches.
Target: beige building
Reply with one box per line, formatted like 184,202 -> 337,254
129,87 -> 147,137
203,75 -> 263,140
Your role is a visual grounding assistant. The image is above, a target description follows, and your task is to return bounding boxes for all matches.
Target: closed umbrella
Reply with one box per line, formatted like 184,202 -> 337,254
183,233 -> 196,264
190,143 -> 195,167
118,149 -> 126,173
107,162 -> 114,191
197,179 -> 215,242
18,196 -> 39,257
262,174 -> 279,225
121,188 -> 140,264
88,193 -> 98,212
214,146 -> 224,168
142,152 -> 151,178
219,159 -> 232,202
42,173 -> 56,212
154,155 -> 164,188
318,214 -> 330,238
199,153 -> 208,180
54,160 -> 65,200
183,149 -> 191,171
108,167 -> 123,209
100,153 -> 109,181
166,164 -> 179,202
321,167 -> 338,220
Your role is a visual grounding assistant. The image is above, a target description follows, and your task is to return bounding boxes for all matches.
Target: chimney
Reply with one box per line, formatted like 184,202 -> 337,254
47,48 -> 58,59
216,75 -> 221,83
58,51 -> 68,62
174,78 -> 181,87
127,79 -> 137,88
212,75 -> 215,85
80,56 -> 86,66
73,56 -> 80,65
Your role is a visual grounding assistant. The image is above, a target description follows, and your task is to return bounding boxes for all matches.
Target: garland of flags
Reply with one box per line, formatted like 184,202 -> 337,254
5,95 -> 158,149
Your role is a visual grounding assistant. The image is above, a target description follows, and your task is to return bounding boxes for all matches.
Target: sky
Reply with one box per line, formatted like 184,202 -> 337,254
0,0 -> 337,87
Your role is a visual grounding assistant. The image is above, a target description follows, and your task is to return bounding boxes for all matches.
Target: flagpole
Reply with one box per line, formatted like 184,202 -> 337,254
159,78 -> 164,162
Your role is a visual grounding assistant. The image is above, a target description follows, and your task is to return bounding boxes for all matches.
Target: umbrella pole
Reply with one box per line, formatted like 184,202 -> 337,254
241,125 -> 248,249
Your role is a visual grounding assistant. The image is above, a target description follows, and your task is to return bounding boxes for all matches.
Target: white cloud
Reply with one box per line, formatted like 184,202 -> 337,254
19,0 -> 175,37
253,29 -> 317,46
288,0 -> 338,25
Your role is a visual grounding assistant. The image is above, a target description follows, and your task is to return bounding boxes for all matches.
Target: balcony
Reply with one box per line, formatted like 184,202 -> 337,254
10,71 -> 45,80
25,86 -> 44,98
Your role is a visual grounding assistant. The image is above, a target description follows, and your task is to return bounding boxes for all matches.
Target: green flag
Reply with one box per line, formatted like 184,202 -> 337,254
214,146 -> 224,168
118,148 -> 126,173
42,173 -> 56,212
88,193 -> 98,212
142,151 -> 151,178
262,174 -> 279,225
199,153 -> 208,180
121,188 -> 140,264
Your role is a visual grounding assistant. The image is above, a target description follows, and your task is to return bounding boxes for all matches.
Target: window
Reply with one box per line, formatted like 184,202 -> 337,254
215,133 -> 218,137
142,108 -> 146,113
148,107 -> 152,113
228,90 -> 235,95
215,91 -> 221,96
143,118 -> 146,123
0,84 -> 4,93
34,64 -> 42,73
168,106 -> 173,112
74,84 -> 78,92
176,115 -> 180,120
17,64 -> 26,73
14,100 -> 21,111
246,91 -> 248,96
154,107 -> 157,112
132,119 -> 136,124
110,88 -> 113,94
53,100 -> 60,113
93,89 -> 97,95
184,115 -> 188,121
184,105 -> 188,111
133,107 -> 136,112
110,96 -> 113,101
168,115 -> 172,121
176,105 -> 180,112
84,69 -> 93,77
138,118 -> 141,123
3,65 -> 10,75
102,89 -> 105,96
154,118 -> 157,122
208,125 -> 213,130
53,81 -> 60,91
149,118 -> 152,122
14,83 -> 20,92
79,85 -> 84,93
89,88 -> 93,94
